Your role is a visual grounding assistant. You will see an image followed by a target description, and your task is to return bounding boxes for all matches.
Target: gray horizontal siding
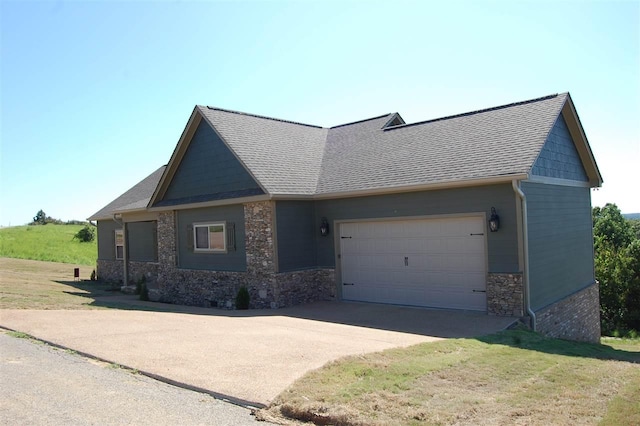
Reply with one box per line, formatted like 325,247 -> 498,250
276,201 -> 317,272
127,221 -> 157,262
176,205 -> 246,271
162,120 -> 263,205
531,115 -> 588,181
523,182 -> 594,310
313,184 -> 519,273
97,220 -> 120,261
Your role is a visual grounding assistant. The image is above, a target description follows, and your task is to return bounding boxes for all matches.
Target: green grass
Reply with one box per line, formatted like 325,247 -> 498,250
0,224 -> 97,265
260,329 -> 640,425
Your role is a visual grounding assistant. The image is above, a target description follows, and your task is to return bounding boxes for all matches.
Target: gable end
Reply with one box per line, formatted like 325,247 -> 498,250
154,118 -> 263,207
531,114 -> 589,182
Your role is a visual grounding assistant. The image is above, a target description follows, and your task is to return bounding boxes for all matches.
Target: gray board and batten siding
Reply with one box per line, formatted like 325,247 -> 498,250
158,120 -> 264,207
275,201 -> 317,272
127,221 -> 157,262
97,220 -> 120,261
97,220 -> 157,262
175,205 -> 246,272
275,183 -> 519,274
522,182 -> 595,311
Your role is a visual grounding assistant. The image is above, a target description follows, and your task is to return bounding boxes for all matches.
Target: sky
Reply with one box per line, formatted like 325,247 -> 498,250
1,0 -> 638,226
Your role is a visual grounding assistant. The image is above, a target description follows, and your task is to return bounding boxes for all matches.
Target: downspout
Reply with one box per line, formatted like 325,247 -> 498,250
512,180 -> 536,331
113,214 -> 128,286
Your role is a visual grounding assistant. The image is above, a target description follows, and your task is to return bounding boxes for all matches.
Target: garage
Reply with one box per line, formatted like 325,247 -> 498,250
339,216 -> 487,311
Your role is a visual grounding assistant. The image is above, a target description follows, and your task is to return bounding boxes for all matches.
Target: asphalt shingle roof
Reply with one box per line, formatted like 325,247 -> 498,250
198,106 -> 328,195
88,166 -> 166,220
317,94 -> 567,194
94,93 -> 583,217
197,93 -> 567,196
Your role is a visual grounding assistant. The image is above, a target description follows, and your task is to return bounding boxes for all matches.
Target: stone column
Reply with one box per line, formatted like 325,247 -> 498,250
156,211 -> 177,289
244,201 -> 277,307
486,273 -> 524,317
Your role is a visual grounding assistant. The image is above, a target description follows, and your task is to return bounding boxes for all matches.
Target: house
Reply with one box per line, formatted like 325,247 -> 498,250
89,92 -> 603,342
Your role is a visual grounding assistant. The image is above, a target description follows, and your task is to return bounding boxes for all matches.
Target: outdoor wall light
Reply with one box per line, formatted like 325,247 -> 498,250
489,207 -> 500,232
320,217 -> 330,236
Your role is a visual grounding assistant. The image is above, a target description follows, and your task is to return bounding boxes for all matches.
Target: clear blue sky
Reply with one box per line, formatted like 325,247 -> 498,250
1,0 -> 638,226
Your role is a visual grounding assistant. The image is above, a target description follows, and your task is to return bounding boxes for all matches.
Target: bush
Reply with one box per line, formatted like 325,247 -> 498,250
73,225 -> 95,243
139,282 -> 149,301
235,286 -> 250,310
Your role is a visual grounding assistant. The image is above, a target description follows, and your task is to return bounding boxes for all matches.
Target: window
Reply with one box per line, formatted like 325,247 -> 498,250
115,229 -> 124,260
194,223 -> 226,252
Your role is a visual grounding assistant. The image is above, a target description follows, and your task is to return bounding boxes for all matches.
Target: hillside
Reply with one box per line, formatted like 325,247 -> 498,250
0,225 -> 97,266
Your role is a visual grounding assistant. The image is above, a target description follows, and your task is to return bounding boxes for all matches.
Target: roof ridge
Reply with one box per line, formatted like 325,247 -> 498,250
330,113 -> 393,129
383,93 -> 561,131
203,106 -> 323,129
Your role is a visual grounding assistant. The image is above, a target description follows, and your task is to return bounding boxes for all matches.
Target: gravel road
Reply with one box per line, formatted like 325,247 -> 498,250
0,332 -> 268,425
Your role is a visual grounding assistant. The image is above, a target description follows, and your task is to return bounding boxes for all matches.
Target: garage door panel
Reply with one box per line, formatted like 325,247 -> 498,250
340,216 -> 487,311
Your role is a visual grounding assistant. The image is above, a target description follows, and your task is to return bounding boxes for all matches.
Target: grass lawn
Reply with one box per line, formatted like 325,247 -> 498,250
259,330 -> 640,425
0,224 -> 97,265
0,258 -> 114,310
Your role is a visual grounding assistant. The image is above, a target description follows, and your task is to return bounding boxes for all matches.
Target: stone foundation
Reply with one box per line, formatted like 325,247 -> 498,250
158,267 -> 336,309
271,269 -> 336,308
535,282 -> 600,343
487,273 -> 524,316
127,261 -> 159,288
96,259 -> 123,283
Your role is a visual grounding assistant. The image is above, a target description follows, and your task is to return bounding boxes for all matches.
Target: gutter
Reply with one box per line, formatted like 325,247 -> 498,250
512,180 -> 536,331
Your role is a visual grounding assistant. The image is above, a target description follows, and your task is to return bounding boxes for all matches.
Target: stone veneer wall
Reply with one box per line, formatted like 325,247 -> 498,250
155,202 -> 335,309
535,282 -> 601,343
486,273 -> 524,317
127,261 -> 159,288
96,259 -> 123,283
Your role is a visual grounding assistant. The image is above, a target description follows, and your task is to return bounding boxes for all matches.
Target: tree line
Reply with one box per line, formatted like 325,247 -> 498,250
593,204 -> 640,336
31,209 -> 95,242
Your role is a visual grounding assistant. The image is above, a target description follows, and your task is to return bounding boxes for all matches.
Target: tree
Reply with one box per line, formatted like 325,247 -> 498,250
33,209 -> 47,225
593,203 -> 640,335
73,225 -> 95,243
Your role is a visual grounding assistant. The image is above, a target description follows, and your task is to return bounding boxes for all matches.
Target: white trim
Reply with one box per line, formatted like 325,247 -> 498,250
525,175 -> 591,187
193,221 -> 227,253
334,211 -> 486,225
114,229 -> 124,260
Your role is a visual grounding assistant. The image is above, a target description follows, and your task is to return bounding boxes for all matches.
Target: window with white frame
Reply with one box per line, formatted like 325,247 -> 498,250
115,229 -> 124,260
194,223 -> 226,252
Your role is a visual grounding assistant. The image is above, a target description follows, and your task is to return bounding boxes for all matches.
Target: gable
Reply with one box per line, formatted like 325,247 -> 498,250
155,119 -> 263,207
531,114 -> 589,182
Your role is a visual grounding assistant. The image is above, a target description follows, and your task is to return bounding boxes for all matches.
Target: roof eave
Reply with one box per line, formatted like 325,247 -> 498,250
561,94 -> 603,188
147,194 -> 272,212
147,107 -> 203,208
273,174 -> 530,200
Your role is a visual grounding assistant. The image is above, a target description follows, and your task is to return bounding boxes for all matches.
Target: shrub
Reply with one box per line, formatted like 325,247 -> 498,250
139,282 -> 149,301
135,275 -> 146,295
235,286 -> 250,310
73,225 -> 95,243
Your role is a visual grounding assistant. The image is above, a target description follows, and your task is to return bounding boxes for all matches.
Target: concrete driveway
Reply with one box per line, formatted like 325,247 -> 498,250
0,299 -> 515,407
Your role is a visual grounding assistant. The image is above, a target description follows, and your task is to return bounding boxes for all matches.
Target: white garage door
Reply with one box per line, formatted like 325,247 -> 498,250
340,216 -> 487,311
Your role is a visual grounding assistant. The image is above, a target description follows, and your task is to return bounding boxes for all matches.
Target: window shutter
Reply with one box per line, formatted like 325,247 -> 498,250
227,222 -> 236,251
187,224 -> 193,251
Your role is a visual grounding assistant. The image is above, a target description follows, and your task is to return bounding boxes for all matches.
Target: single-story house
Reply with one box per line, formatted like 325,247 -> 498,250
89,92 -> 603,342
